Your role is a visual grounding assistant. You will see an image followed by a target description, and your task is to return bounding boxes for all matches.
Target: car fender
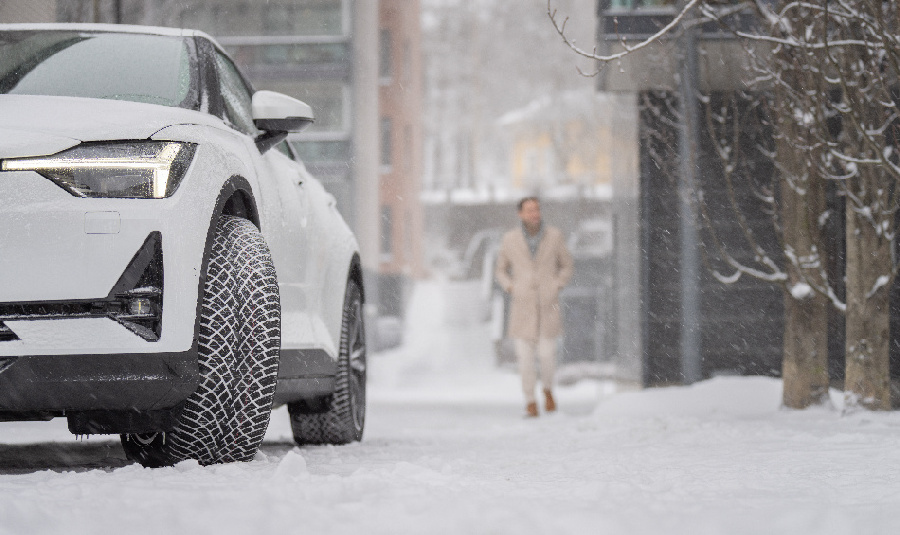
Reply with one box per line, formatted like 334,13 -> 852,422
151,123 -> 263,350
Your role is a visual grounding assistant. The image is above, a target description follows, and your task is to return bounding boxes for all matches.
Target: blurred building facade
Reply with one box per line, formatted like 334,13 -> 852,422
600,1 -> 900,392
498,90 -> 633,196
377,0 -> 425,318
0,0 -> 55,22
414,1 -> 621,373
595,0 -> 789,387
1,0 -> 424,346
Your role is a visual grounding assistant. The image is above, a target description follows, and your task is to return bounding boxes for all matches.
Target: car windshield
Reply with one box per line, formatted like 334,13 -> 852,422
0,30 -> 197,109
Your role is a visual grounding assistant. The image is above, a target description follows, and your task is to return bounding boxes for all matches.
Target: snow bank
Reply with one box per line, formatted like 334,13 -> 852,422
596,375 -> 786,418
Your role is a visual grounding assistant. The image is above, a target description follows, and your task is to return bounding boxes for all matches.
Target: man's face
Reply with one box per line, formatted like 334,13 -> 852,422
518,200 -> 542,229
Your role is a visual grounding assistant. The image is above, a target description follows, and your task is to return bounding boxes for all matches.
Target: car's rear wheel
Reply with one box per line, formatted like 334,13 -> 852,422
289,279 -> 366,445
121,216 -> 281,467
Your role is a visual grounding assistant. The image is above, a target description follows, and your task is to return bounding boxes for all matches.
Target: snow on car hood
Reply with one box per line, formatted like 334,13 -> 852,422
0,94 -> 223,158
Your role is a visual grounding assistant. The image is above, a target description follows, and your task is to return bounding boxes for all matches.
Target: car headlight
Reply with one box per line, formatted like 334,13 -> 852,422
0,141 -> 196,198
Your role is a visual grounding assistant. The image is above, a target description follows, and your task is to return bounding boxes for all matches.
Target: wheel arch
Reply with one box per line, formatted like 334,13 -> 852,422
192,175 -> 262,349
348,253 -> 365,304
217,177 -> 260,230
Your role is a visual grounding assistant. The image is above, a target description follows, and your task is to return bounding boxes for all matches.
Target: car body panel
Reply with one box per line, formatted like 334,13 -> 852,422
0,24 -> 362,421
0,126 -> 79,160
0,94 -> 225,157
0,123 -> 254,357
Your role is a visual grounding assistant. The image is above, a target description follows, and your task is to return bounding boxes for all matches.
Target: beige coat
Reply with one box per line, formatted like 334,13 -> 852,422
495,225 -> 573,341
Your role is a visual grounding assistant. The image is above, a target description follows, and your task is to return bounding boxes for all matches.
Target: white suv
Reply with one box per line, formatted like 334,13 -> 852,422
0,24 -> 367,467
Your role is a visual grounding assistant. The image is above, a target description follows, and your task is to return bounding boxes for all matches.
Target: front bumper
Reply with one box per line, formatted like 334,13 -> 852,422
0,167 -> 207,357
0,350 -> 197,413
0,165 -> 214,415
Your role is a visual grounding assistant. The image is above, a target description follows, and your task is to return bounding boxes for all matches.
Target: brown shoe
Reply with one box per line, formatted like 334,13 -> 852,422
544,390 -> 557,412
525,402 -> 539,418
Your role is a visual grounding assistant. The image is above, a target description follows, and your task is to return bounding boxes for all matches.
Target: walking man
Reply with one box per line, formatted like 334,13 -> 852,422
495,197 -> 573,417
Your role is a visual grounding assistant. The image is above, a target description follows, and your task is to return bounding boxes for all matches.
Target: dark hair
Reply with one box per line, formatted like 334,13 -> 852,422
517,196 -> 540,212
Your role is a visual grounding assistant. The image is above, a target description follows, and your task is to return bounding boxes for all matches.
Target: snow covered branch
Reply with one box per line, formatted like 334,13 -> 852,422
547,0 -> 701,68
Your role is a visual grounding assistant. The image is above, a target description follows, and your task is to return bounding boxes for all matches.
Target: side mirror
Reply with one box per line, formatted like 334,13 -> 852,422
251,90 -> 314,153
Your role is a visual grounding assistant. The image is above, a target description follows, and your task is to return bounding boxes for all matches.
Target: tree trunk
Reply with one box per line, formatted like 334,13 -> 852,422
777,138 -> 830,408
837,10 -> 896,410
844,165 -> 893,410
773,45 -> 830,408
782,291 -> 830,407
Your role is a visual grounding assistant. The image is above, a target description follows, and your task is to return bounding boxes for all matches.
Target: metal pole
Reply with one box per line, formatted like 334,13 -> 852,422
677,1 -> 702,384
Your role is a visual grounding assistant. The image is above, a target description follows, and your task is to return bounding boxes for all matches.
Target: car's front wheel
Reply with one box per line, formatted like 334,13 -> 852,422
121,216 -> 281,467
289,278 -> 366,445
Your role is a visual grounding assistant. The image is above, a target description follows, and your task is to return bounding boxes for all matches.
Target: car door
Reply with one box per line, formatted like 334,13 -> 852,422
211,48 -> 314,350
257,142 -> 318,352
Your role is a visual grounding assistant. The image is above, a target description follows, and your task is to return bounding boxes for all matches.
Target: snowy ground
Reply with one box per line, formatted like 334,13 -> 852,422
3,279 -> 900,534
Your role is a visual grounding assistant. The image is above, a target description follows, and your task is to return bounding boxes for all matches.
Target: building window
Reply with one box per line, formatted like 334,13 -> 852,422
179,0 -> 347,37
380,205 -> 393,261
381,118 -> 393,167
227,43 -> 350,67
263,80 -> 348,134
289,140 -> 351,163
264,0 -> 345,36
379,29 -> 393,80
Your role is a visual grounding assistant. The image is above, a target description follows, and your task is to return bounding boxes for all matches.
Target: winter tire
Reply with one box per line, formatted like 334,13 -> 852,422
289,279 -> 366,445
121,216 -> 281,467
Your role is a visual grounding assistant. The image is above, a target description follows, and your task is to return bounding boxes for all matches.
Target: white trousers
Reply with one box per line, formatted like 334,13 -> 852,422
514,338 -> 557,404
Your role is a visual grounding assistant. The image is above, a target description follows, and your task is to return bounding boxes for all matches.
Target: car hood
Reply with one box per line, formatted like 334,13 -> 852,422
0,94 -> 223,159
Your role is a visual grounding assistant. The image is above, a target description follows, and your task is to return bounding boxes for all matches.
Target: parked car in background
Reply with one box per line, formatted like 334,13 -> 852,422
560,218 -> 614,366
0,24 -> 366,467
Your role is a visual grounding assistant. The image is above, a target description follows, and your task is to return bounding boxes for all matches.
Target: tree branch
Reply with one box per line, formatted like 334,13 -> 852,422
547,0 -> 701,66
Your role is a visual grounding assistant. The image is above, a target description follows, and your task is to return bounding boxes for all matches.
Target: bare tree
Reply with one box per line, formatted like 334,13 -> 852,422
767,14 -> 833,407
816,1 -> 900,410
743,0 -> 900,410
697,83 -> 831,408
549,0 -> 900,410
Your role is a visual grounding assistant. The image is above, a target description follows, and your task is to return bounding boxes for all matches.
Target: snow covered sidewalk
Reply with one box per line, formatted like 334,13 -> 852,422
2,280 -> 900,534
4,376 -> 900,535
